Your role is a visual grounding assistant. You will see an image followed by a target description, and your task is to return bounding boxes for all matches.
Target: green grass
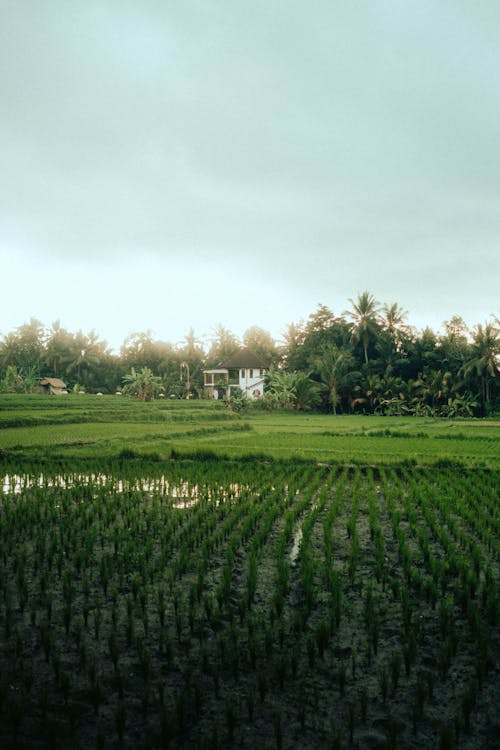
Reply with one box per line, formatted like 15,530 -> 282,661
0,394 -> 498,467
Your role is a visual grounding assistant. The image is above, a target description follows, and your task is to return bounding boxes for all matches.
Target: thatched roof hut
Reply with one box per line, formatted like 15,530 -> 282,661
38,378 -> 68,395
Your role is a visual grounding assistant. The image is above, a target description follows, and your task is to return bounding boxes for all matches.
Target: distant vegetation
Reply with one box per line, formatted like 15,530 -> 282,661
0,292 -> 498,416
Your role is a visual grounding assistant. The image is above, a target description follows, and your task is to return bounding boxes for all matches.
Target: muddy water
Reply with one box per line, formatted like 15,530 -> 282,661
289,525 -> 303,564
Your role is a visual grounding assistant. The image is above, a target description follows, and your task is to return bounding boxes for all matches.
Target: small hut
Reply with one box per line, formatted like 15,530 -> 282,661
38,378 -> 68,395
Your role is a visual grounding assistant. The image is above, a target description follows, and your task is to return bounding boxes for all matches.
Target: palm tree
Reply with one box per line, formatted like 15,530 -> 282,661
313,344 -> 359,414
344,291 -> 380,364
44,321 -> 74,376
461,322 -> 499,413
207,325 -> 240,366
0,333 -> 19,369
381,302 -> 408,339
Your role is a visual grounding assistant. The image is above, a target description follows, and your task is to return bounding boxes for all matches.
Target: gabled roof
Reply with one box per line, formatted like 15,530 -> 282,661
219,348 -> 268,369
39,377 -> 67,388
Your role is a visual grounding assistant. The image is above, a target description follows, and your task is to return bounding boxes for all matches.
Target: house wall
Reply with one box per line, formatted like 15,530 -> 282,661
238,368 -> 266,399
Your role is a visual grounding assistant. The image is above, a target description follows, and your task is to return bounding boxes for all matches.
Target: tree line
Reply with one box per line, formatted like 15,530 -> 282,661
0,292 -> 498,416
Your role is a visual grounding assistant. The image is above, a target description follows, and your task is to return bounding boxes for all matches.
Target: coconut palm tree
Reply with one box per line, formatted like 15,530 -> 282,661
344,291 -> 380,364
461,321 -> 499,413
44,321 -> 74,377
381,303 -> 408,339
0,333 -> 19,369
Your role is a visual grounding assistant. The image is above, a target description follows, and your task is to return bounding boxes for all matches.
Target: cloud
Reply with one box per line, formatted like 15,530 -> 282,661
0,1 -> 498,342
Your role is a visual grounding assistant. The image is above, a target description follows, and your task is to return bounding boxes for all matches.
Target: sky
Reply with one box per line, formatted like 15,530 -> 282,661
1,0 -> 499,352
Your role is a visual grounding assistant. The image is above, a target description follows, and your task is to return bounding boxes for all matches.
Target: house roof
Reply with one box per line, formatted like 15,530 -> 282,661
219,348 -> 268,369
39,378 -> 67,388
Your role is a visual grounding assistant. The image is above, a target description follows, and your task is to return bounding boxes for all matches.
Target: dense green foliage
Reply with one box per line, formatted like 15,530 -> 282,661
1,296 -> 498,416
0,463 -> 497,748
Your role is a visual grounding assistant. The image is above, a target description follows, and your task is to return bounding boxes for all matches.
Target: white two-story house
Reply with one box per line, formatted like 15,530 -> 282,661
203,348 -> 268,400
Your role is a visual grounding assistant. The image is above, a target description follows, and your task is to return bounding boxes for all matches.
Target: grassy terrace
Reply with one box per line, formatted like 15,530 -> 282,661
0,394 -> 498,467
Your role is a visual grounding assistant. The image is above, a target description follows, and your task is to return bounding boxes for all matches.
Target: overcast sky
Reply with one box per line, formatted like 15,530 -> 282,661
1,1 -> 499,351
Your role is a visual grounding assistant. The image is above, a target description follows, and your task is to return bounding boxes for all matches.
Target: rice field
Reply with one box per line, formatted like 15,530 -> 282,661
0,461 -> 498,749
0,394 -> 498,467
0,396 -> 498,748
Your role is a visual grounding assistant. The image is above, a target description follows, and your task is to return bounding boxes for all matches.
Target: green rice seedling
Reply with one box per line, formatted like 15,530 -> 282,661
257,668 -> 267,702
386,713 -> 402,750
439,723 -> 454,750
359,686 -> 368,722
245,684 -> 255,722
438,639 -> 452,679
113,668 -> 125,700
246,551 -> 258,608
108,631 -> 119,671
93,605 -> 102,640
390,649 -> 401,693
211,662 -> 220,696
401,586 -> 412,635
274,652 -> 287,690
378,665 -> 388,702
307,634 -> 316,667
44,588 -> 54,623
289,642 -> 299,679
175,688 -> 188,734
115,698 -> 126,745
59,668 -> 71,704
438,596 -> 454,638
63,600 -> 72,634
39,619 -> 52,661
156,586 -> 166,628
337,662 -> 347,696
347,701 -> 355,743
225,697 -> 238,742
82,595 -> 90,628
4,692 -> 24,746
415,672 -> 426,718
315,619 -> 331,658
273,710 -> 283,750
143,605 -> 150,635
137,637 -> 151,681
89,674 -> 103,714
141,681 -> 150,718
460,678 -> 477,734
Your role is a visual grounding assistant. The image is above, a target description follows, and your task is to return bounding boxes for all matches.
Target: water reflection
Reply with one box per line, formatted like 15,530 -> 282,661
1,474 -> 247,508
289,526 -> 303,564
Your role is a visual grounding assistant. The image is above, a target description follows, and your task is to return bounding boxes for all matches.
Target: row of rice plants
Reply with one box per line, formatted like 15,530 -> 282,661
0,463 -> 497,749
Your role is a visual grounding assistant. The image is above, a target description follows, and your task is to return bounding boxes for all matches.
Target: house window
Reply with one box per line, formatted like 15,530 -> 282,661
249,369 -> 253,378
240,369 -> 245,379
